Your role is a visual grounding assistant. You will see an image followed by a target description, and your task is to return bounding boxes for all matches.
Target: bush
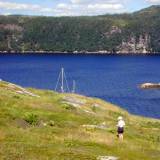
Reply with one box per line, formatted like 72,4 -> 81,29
48,120 -> 55,126
24,113 -> 39,125
63,104 -> 76,110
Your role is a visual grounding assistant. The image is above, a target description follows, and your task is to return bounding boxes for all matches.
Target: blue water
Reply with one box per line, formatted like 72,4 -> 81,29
0,54 -> 160,119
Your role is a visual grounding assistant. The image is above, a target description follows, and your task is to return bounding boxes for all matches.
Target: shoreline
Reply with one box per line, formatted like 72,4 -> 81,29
0,51 -> 160,55
0,80 -> 160,120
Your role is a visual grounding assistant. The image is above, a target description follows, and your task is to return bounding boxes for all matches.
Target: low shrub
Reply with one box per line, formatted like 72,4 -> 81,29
24,113 -> 39,125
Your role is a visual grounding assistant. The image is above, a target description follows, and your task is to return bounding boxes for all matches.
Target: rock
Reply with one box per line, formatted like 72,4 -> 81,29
16,90 -> 40,97
7,83 -> 40,97
82,124 -> 98,129
43,123 -> 47,126
97,156 -> 119,160
82,122 -> 107,130
104,26 -> 122,38
83,109 -> 95,114
37,120 -> 46,127
140,83 -> 160,89
62,96 -> 86,108
93,103 -> 100,108
118,34 -> 150,54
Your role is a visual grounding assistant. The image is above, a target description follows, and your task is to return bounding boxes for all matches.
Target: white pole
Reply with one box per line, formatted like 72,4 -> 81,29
72,80 -> 76,93
61,67 -> 64,93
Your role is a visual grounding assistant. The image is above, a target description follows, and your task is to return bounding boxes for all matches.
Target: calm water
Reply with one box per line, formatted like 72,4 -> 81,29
0,54 -> 160,119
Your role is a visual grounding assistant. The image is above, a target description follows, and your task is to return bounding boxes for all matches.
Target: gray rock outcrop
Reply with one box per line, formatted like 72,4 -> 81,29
97,156 -> 119,160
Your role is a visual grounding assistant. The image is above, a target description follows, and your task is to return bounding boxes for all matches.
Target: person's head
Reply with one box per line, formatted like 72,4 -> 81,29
118,116 -> 123,121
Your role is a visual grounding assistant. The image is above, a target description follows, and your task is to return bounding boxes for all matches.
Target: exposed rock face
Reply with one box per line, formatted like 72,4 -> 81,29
118,34 -> 150,54
104,26 -> 122,38
62,95 -> 97,114
2,82 -> 40,97
0,24 -> 23,50
0,24 -> 23,32
62,95 -> 86,108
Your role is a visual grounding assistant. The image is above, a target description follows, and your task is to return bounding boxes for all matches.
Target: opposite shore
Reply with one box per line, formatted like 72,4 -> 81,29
0,50 -> 160,55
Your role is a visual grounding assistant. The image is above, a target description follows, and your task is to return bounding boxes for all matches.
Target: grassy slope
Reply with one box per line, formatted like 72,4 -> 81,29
0,81 -> 160,160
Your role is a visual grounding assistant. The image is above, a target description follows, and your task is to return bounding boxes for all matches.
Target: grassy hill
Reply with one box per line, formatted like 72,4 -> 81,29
0,80 -> 160,160
1,5 -> 160,53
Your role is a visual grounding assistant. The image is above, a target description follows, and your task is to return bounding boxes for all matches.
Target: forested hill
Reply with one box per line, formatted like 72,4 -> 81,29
0,5 -> 160,54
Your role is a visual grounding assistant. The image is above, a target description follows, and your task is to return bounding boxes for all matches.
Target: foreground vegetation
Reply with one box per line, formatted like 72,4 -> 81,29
1,5 -> 160,53
0,81 -> 160,160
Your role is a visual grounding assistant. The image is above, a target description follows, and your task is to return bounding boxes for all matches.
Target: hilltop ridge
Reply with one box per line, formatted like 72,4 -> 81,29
0,80 -> 160,159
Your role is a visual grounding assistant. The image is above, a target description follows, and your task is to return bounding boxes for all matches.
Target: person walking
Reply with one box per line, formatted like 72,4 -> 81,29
117,116 -> 125,141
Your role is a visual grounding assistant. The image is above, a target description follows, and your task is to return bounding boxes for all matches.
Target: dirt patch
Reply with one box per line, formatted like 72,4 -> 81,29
15,118 -> 30,129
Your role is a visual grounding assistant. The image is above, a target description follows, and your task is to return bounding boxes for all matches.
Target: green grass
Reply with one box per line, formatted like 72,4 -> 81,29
0,81 -> 160,160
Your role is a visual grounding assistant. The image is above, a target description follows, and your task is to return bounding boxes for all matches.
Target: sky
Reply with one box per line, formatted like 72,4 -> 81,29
0,0 -> 160,16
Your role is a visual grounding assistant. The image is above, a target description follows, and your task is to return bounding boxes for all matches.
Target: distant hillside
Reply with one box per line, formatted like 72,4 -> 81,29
0,80 -> 160,159
0,5 -> 160,54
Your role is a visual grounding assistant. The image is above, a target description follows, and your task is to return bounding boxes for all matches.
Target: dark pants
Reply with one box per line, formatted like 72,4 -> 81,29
117,127 -> 124,134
